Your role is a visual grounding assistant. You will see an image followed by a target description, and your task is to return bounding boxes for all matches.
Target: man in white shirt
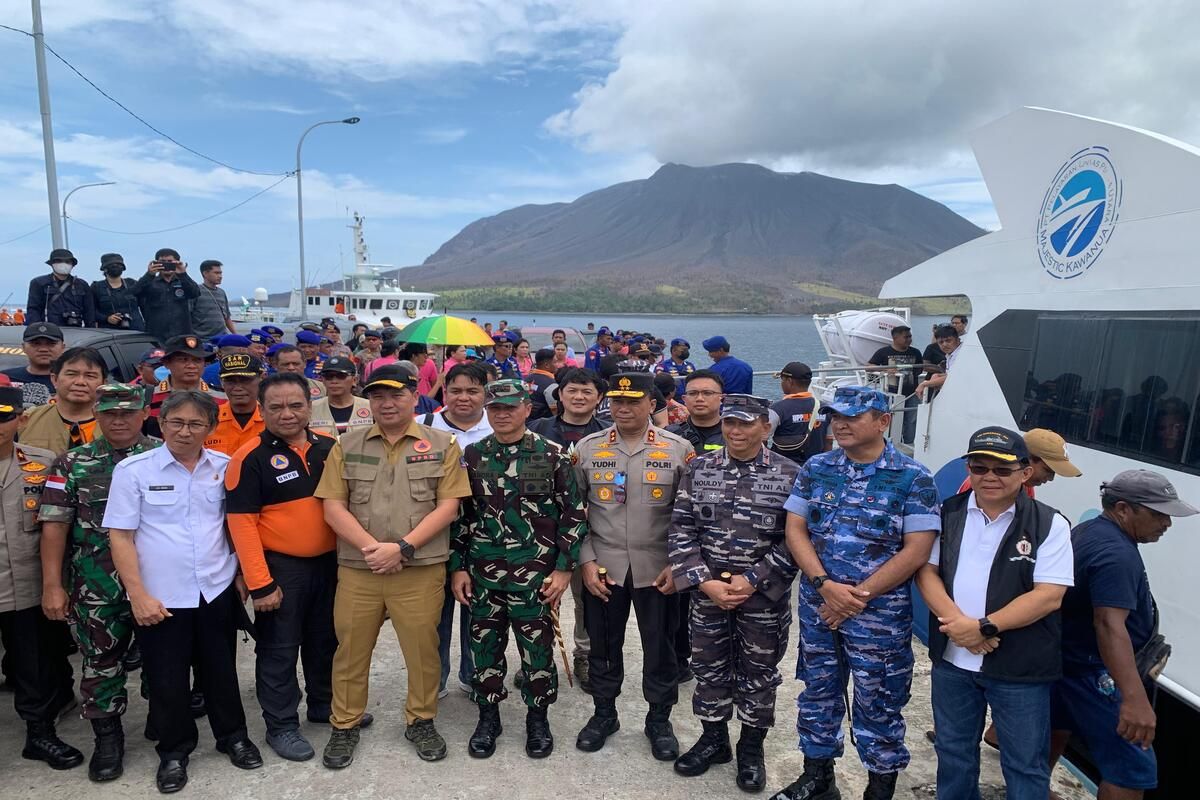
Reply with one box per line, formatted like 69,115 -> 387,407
916,426 -> 1073,800
105,390 -> 262,793
914,325 -> 962,399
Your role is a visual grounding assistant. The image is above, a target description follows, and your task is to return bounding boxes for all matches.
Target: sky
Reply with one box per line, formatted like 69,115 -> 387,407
2,0 -> 1199,305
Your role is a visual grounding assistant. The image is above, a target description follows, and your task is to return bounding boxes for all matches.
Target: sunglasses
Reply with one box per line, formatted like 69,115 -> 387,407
967,463 -> 1026,478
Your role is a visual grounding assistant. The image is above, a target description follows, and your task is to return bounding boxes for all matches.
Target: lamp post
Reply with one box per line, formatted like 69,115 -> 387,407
296,117 -> 360,320
62,181 -> 116,249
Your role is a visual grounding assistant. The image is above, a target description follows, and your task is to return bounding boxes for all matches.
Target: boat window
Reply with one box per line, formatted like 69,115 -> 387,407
980,311 -> 1200,474
369,299 -> 383,310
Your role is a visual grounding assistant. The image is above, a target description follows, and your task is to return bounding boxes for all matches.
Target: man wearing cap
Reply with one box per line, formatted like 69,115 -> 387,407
310,356 -> 372,438
353,330 -> 383,369
669,394 -> 800,792
296,331 -> 326,379
262,325 -> 284,342
656,339 -> 696,401
574,372 -> 695,760
868,325 -> 925,445
38,384 -> 159,781
134,249 -> 201,344
0,385 -> 84,771
770,362 -> 828,465
584,327 -> 614,372
3,322 -> 66,406
449,379 -> 587,759
20,347 -> 109,455
916,427 -> 1074,800
133,349 -> 165,387
486,335 -> 523,380
26,248 -> 96,328
246,330 -> 272,362
148,335 -> 223,419
702,336 -> 753,395
92,254 -> 146,332
315,364 -> 472,767
202,334 -> 253,390
204,355 -> 265,457
772,386 -> 940,800
1048,471 -> 1198,799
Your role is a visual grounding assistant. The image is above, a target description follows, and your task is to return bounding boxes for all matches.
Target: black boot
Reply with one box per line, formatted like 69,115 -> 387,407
863,772 -> 897,800
736,725 -> 768,792
468,704 -> 502,758
674,719 -> 732,776
768,757 -> 839,800
525,707 -> 554,759
644,703 -> 679,761
88,717 -> 124,782
22,720 -> 84,770
576,698 -> 620,752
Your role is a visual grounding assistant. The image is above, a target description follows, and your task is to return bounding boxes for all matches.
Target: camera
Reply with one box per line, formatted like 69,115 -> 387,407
62,310 -> 84,328
116,313 -> 131,330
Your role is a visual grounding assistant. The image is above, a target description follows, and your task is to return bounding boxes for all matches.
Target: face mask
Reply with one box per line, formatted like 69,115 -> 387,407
51,261 -> 74,276
103,266 -> 125,277
679,348 -> 690,360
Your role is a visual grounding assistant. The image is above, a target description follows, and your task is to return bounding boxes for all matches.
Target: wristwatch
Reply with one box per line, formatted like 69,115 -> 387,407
398,540 -> 416,561
979,617 -> 999,638
810,574 -> 831,590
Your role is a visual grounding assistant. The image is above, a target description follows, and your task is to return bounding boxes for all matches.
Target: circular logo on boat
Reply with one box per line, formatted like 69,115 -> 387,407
1036,146 -> 1122,280
270,455 -> 289,470
413,439 -> 432,453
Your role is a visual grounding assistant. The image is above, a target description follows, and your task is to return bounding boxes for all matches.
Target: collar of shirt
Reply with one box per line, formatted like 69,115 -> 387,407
966,491 -> 1017,526
152,443 -> 227,474
219,402 -> 263,426
364,419 -> 425,446
829,439 -> 904,476
720,445 -> 772,469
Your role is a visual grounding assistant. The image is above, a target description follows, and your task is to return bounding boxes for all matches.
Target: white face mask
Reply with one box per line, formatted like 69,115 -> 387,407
50,261 -> 74,276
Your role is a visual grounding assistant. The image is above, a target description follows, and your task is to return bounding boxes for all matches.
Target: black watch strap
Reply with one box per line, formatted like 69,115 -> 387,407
979,617 -> 999,637
399,540 -> 416,560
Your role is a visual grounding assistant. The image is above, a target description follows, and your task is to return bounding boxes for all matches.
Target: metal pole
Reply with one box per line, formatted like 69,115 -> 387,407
295,117 -> 360,321
62,181 -> 116,249
31,0 -> 63,248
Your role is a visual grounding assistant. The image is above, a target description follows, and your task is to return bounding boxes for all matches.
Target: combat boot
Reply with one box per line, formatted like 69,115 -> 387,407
88,716 -> 125,782
674,719 -> 732,776
735,725 -> 768,792
768,757 -> 839,800
644,703 -> 679,761
22,719 -> 84,770
468,704 -> 503,758
576,697 -> 620,752
862,771 -> 897,800
525,707 -> 553,758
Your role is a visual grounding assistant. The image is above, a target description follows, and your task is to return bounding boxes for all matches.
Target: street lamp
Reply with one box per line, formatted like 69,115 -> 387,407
296,116 -> 360,320
62,181 -> 116,249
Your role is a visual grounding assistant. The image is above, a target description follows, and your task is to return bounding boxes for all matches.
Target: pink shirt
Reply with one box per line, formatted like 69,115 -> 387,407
443,357 -> 466,375
418,358 -> 439,396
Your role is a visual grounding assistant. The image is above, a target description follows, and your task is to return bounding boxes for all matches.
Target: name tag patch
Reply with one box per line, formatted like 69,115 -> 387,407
406,452 -> 444,464
148,485 -> 174,492
275,470 -> 300,484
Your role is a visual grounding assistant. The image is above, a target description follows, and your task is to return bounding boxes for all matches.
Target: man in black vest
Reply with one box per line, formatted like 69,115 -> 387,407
916,427 -> 1074,800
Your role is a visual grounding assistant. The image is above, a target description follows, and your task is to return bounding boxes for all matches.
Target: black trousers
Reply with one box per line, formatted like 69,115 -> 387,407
675,592 -> 692,669
136,582 -> 248,761
255,551 -> 338,734
0,606 -> 73,723
583,572 -> 679,706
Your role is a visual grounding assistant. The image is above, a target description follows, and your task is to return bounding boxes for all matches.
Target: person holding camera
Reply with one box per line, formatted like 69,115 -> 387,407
26,248 -> 96,329
135,248 -> 200,344
91,254 -> 145,332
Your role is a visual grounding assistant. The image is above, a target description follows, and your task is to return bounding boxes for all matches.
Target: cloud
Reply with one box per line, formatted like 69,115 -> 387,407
417,127 -> 468,145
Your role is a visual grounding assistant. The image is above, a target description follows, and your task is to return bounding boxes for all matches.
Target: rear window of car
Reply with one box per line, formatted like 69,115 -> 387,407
0,345 -> 28,374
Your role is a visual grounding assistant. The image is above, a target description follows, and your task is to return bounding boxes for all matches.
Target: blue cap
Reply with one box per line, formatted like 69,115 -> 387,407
296,330 -> 322,345
319,336 -> 332,344
702,335 -> 730,352
492,334 -> 508,344
465,348 -> 480,359
262,325 -> 284,338
597,326 -> 611,336
139,348 -> 165,366
819,385 -> 890,417
248,331 -> 270,345
670,338 -> 690,348
214,334 -> 251,348
265,343 -> 287,357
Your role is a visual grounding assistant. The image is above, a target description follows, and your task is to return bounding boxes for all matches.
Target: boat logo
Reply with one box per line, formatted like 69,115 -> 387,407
1036,146 -> 1122,280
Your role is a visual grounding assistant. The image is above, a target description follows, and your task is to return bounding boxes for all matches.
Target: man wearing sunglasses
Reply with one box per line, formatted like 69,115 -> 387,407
916,427 -> 1074,800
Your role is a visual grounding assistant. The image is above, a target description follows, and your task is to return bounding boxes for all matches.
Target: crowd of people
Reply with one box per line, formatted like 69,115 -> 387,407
0,251 -> 1183,800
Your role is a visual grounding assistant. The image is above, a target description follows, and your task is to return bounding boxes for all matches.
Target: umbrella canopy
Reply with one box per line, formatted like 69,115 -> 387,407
393,314 -> 494,346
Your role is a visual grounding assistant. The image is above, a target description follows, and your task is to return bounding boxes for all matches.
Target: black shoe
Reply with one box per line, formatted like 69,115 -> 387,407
863,772 -> 897,800
22,720 -> 84,770
322,727 -> 360,769
735,725 -> 767,792
677,663 -> 695,684
122,641 -> 143,673
189,690 -> 206,719
674,719 -> 732,777
574,655 -> 593,695
576,699 -> 620,752
88,717 -> 125,782
469,704 -> 503,759
768,757 -> 839,800
156,758 -> 188,794
644,703 -> 679,761
525,708 -> 553,759
216,737 -> 263,770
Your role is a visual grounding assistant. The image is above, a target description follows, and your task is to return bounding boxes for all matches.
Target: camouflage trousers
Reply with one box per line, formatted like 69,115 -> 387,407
794,601 -> 914,773
690,591 -> 791,728
468,585 -> 558,709
68,595 -> 134,719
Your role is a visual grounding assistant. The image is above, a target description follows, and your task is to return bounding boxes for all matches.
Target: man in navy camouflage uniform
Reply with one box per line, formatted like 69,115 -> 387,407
669,394 -> 799,792
771,386 -> 940,800
485,335 -> 522,380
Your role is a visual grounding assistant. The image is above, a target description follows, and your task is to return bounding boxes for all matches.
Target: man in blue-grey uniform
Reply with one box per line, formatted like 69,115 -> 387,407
583,327 -> 614,372
295,330 -> 325,379
655,339 -> 695,401
770,386 -> 940,800
485,335 -> 522,380
702,336 -> 753,395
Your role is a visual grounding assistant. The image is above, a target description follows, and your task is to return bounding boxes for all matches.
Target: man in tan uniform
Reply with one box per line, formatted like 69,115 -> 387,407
315,364 -> 471,768
573,371 -> 695,760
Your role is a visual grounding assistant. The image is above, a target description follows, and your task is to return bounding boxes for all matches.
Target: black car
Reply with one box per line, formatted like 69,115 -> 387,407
0,327 -> 159,384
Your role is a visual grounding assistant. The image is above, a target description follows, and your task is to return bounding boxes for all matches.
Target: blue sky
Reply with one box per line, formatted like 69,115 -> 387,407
1,1 -> 1198,305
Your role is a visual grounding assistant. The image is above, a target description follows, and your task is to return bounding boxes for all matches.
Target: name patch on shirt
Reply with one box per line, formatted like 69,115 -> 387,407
590,460 -> 618,469
275,470 -> 300,484
406,452 -> 444,464
148,485 -> 174,492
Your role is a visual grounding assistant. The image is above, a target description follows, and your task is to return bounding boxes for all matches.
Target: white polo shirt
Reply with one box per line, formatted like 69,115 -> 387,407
103,445 -> 238,609
928,492 -> 1074,672
424,410 -> 493,449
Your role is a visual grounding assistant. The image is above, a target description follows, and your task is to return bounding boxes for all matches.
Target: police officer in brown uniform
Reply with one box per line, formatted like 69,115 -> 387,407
315,364 -> 472,768
574,372 -> 696,760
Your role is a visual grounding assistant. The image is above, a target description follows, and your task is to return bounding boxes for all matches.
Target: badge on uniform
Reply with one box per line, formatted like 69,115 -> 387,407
645,470 -> 658,482
604,471 -> 615,481
648,450 -> 669,459
23,497 -> 37,510
23,475 -> 47,485
356,408 -> 370,418
413,439 -> 432,453
594,450 -> 615,458
270,454 -> 290,470
598,487 -> 613,501
651,487 -> 664,499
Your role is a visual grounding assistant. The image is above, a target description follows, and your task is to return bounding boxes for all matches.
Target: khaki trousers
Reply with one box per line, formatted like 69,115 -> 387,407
331,563 -> 445,728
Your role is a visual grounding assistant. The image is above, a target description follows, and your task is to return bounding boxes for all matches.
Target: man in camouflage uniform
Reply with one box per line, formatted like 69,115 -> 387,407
770,386 -> 940,800
38,384 -> 159,782
668,394 -> 800,792
449,379 -> 586,760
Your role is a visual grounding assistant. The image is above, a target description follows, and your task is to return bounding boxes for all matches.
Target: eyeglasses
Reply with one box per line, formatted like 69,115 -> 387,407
684,390 -> 721,399
966,463 -> 1024,478
161,419 -> 210,433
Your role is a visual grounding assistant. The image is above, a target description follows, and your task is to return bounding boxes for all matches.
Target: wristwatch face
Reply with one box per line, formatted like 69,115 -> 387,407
980,619 -> 999,637
810,575 -> 828,589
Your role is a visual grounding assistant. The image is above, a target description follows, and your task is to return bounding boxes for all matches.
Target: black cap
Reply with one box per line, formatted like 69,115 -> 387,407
534,347 -> 555,365
0,386 -> 23,416
46,248 -> 77,266
99,253 -> 126,269
775,361 -> 812,380
320,356 -> 357,376
362,364 -> 418,394
23,322 -> 64,342
218,353 -> 263,379
162,334 -> 207,360
964,426 -> 1030,463
606,371 -> 655,399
